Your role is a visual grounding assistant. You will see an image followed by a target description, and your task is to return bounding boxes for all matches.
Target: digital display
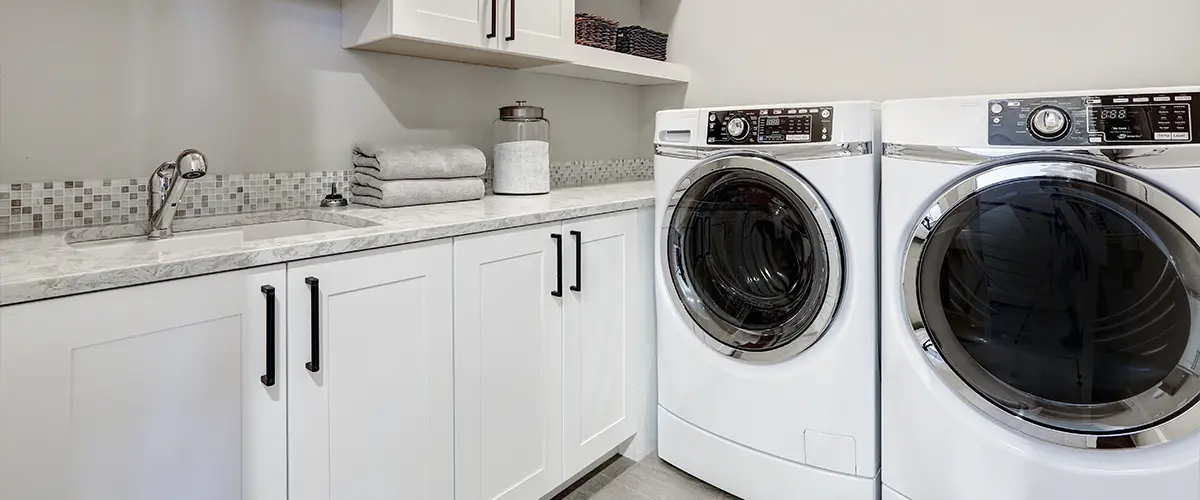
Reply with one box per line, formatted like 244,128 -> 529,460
1100,108 -> 1127,119
758,115 -> 812,143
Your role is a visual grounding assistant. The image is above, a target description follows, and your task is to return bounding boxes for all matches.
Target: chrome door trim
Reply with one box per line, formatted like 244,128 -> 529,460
903,151 -> 1200,449
656,141 -> 872,161
885,143 -> 1200,169
662,149 -> 845,363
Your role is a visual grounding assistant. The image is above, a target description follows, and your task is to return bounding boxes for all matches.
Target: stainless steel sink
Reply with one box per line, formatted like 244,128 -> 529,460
67,213 -> 376,258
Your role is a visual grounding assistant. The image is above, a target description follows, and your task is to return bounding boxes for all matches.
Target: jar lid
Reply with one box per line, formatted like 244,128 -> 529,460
499,101 -> 544,120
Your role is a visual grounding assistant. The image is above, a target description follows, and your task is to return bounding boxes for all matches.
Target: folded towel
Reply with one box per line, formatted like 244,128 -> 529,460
350,178 -> 484,208
353,142 -> 486,180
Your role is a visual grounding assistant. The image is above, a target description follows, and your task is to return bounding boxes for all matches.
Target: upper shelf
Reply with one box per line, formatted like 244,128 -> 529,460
523,45 -> 690,86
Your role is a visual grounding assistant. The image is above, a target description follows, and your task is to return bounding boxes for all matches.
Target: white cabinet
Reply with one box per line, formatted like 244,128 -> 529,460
453,211 -> 641,500
454,222 -> 565,500
561,210 -> 640,477
343,0 -> 574,64
497,0 -> 575,61
287,240 -> 455,500
0,266 -> 288,500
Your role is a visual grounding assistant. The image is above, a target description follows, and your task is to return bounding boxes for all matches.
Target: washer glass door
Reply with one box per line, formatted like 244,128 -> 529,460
665,151 -> 843,363
905,154 -> 1200,447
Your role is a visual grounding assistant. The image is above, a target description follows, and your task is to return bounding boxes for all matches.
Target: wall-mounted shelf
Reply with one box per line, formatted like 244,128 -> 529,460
524,45 -> 690,86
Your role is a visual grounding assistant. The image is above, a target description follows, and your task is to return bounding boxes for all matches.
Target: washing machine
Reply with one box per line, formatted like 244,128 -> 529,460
654,101 -> 880,500
880,87 -> 1200,500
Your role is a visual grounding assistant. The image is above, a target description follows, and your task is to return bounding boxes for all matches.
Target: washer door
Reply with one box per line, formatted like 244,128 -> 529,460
903,152 -> 1200,448
663,151 -> 843,363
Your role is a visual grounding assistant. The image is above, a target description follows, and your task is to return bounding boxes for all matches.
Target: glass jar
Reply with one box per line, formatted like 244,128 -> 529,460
493,101 -> 551,195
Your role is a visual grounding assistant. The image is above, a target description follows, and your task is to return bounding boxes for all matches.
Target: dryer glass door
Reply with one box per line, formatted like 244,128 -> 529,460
906,154 -> 1200,446
664,151 -> 843,363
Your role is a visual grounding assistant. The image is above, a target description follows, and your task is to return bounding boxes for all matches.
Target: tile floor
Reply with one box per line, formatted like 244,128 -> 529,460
554,453 -> 741,500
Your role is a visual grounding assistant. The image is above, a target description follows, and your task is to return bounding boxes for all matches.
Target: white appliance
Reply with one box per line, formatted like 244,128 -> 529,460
654,102 -> 881,500
881,87 -> 1200,500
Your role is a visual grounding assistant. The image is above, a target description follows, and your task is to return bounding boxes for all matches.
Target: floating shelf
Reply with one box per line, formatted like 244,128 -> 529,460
523,45 -> 690,86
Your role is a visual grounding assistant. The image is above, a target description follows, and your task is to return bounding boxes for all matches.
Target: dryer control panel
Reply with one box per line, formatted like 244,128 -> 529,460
707,107 -> 834,145
988,92 -> 1199,146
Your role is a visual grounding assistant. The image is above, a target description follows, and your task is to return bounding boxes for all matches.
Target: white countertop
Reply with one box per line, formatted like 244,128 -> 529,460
0,181 -> 654,305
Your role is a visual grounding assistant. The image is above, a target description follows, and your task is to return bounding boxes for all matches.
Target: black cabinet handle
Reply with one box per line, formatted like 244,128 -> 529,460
505,0 -> 516,41
570,231 -> 582,292
551,233 -> 563,297
487,0 -> 497,38
260,285 -> 277,387
305,277 -> 321,373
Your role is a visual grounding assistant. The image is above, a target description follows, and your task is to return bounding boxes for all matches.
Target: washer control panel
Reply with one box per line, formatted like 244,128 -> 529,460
988,92 -> 1198,146
707,107 -> 834,145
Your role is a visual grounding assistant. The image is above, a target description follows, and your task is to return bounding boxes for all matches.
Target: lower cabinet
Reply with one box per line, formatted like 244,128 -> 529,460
0,209 -> 644,500
287,240 -> 455,500
0,266 -> 289,500
453,210 -> 640,500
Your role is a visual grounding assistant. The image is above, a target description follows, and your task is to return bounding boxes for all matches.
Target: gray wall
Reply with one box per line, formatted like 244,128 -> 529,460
0,0 -> 644,183
641,0 -> 1200,149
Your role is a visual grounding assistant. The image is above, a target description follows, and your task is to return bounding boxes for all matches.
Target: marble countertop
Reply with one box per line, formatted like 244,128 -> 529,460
0,181 -> 654,305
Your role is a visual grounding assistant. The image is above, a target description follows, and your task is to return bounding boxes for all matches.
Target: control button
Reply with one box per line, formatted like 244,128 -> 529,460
821,134 -> 828,140
726,117 -> 750,140
1177,96 -> 1193,101
1172,132 -> 1190,140
820,109 -> 831,118
821,127 -> 828,133
993,117 -> 1001,124
1086,98 -> 1101,105
1113,98 -> 1130,104
1029,106 -> 1070,141
786,134 -> 811,141
1089,136 -> 1103,143
990,103 -> 1004,114
787,109 -> 797,114
709,114 -> 717,122
1007,101 -> 1021,107
1155,132 -> 1174,140
1134,97 -> 1150,103
1154,96 -> 1172,102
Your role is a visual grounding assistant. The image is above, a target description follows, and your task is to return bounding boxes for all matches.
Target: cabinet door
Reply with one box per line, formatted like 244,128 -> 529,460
0,267 -> 287,500
561,211 -> 640,476
454,222 -> 564,500
287,240 -> 454,500
498,0 -> 574,60
395,0 -> 497,49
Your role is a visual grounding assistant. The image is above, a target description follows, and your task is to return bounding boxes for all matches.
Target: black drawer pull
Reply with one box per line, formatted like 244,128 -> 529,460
487,0 -> 498,38
305,277 -> 321,373
551,233 -> 563,297
260,285 -> 277,387
505,0 -> 516,41
570,231 -> 582,292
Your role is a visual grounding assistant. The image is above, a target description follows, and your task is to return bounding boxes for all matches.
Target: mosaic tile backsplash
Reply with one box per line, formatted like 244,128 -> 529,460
0,159 -> 652,234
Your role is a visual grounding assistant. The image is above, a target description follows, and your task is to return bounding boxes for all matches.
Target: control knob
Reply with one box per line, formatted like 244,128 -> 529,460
726,117 -> 750,140
1029,106 -> 1070,141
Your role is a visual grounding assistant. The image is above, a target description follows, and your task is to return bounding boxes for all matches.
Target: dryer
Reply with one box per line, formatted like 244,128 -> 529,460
655,102 -> 880,500
881,87 -> 1200,500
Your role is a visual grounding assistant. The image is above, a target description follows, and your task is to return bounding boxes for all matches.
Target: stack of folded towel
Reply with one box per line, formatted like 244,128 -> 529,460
350,142 -> 487,208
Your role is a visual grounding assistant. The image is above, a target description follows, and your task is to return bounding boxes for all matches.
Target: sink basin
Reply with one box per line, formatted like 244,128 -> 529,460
69,219 -> 361,258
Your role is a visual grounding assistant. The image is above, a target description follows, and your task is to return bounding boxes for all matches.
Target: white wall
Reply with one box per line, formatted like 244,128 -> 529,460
0,0 -> 644,183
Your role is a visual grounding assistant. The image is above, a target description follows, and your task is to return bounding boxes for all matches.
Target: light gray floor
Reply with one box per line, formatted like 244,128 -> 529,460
554,453 -> 741,500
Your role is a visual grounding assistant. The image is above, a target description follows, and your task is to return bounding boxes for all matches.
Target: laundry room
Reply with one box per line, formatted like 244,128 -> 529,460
1,1 -> 1199,500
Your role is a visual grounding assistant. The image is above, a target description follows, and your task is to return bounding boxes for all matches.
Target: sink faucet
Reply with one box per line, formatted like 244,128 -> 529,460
148,149 -> 208,240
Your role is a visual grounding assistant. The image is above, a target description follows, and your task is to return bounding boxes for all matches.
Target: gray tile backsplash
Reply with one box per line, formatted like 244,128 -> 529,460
0,159 -> 651,234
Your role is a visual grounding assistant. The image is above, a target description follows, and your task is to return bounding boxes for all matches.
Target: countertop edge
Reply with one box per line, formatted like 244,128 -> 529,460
1,188 -> 654,306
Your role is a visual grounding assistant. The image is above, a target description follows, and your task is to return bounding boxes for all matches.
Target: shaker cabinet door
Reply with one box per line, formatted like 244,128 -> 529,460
0,267 -> 288,500
454,222 -> 565,500
287,240 -> 455,500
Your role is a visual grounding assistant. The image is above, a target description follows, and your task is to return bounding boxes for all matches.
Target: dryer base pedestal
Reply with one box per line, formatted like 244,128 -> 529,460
658,407 -> 878,500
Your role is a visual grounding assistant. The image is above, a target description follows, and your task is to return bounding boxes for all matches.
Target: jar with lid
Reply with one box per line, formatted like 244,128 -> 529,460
493,101 -> 551,195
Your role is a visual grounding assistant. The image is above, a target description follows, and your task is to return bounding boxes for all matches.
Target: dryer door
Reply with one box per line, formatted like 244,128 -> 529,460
663,150 -> 843,363
903,152 -> 1200,448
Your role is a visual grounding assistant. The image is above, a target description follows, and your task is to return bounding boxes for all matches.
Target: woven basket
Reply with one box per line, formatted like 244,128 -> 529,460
616,25 -> 668,61
575,13 -> 619,51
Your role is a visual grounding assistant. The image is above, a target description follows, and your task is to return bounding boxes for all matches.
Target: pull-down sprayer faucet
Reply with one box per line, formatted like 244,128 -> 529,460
147,149 -> 208,240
